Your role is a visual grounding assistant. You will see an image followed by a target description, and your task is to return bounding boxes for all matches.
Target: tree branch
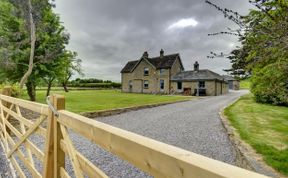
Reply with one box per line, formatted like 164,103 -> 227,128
19,0 -> 36,89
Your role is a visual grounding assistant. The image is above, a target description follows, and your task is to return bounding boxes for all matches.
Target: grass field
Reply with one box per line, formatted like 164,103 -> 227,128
225,94 -> 288,175
240,79 -> 251,89
22,90 -> 192,113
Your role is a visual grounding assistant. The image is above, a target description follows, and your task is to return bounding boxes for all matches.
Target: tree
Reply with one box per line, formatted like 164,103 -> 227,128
0,0 -> 80,101
42,50 -> 82,96
206,0 -> 288,105
57,51 -> 83,93
18,0 -> 36,89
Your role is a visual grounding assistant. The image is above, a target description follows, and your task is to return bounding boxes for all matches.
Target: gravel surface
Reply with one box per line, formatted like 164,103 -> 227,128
0,143 -> 12,178
0,90 -> 248,177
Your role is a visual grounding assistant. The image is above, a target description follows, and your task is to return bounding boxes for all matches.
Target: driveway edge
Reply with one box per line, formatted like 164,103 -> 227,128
81,99 -> 191,118
219,97 -> 281,178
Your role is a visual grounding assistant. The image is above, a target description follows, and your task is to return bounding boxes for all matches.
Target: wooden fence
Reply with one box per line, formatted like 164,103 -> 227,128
0,87 -> 270,178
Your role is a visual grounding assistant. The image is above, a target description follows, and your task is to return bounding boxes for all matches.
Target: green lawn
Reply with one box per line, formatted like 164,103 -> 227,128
225,94 -> 288,175
22,90 -> 192,113
240,79 -> 251,89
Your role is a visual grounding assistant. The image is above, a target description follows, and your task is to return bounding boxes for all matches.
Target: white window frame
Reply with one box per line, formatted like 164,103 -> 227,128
143,80 -> 149,89
198,81 -> 205,88
144,67 -> 149,76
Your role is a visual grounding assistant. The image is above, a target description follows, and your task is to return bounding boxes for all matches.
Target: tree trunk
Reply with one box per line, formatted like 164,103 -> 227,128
62,82 -> 69,92
46,78 -> 54,96
26,80 -> 36,101
19,0 -> 36,89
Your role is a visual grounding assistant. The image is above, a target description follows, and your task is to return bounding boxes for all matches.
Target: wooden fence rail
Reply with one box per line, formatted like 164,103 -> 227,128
0,87 -> 270,178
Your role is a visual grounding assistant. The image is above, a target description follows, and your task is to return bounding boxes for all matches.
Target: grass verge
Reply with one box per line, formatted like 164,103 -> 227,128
22,90 -> 192,113
224,94 -> 288,175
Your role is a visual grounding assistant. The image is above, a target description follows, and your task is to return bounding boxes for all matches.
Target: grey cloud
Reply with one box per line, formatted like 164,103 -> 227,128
54,0 -> 253,81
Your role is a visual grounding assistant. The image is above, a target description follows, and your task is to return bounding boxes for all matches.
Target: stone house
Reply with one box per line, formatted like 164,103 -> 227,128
121,50 -> 228,96
223,75 -> 240,90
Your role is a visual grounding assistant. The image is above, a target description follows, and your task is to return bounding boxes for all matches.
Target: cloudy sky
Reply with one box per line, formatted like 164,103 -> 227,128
54,0 -> 253,82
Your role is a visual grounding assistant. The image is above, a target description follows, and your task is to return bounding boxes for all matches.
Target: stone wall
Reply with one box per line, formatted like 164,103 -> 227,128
171,80 -> 228,96
233,81 -> 240,90
122,58 -> 183,94
170,58 -> 182,76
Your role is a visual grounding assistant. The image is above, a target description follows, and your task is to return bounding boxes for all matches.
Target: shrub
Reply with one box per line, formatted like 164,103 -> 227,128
251,63 -> 288,106
0,83 -> 22,97
67,82 -> 121,88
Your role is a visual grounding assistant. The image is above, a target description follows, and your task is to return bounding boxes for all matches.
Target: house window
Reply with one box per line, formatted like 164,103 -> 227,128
198,81 -> 205,88
160,69 -> 165,74
144,67 -> 149,76
177,82 -> 182,90
160,80 -> 164,90
143,80 -> 149,89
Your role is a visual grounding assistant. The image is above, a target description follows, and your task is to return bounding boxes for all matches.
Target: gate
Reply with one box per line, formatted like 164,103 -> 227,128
0,87 -> 269,178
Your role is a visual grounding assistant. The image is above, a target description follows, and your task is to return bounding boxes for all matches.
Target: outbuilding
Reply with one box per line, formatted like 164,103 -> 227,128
170,62 -> 229,96
223,75 -> 240,90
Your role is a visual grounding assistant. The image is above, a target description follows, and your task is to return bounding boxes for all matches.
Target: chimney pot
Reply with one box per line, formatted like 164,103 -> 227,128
160,49 -> 164,57
194,61 -> 199,71
143,51 -> 149,58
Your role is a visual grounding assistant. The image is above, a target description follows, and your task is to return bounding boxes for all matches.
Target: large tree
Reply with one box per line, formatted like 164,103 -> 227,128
207,0 -> 288,105
0,0 -> 80,101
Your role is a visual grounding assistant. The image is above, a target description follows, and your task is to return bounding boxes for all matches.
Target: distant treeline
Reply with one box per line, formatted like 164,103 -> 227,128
67,78 -> 121,88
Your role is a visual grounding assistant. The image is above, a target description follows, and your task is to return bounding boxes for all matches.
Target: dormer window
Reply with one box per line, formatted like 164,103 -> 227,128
144,67 -> 149,76
160,69 -> 165,74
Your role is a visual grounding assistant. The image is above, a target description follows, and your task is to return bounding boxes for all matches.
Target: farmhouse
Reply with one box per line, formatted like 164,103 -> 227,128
121,50 -> 228,96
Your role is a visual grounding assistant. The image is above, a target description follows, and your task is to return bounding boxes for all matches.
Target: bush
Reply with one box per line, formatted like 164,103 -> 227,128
0,83 -> 22,97
67,82 -> 121,88
251,63 -> 288,106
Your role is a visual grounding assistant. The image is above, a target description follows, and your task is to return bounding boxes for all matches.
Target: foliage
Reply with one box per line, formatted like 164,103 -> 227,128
66,78 -> 120,89
225,94 -> 288,175
0,83 -> 22,97
251,62 -> 288,106
72,78 -> 113,84
0,0 -> 27,77
240,78 -> 251,89
21,90 -> 192,113
56,51 -> 83,93
67,82 -> 121,88
206,0 -> 288,105
0,0 -> 81,101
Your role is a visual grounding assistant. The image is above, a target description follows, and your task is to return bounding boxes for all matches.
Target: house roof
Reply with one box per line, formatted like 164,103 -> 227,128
222,75 -> 239,81
121,53 -> 183,73
171,69 -> 225,82
120,60 -> 138,73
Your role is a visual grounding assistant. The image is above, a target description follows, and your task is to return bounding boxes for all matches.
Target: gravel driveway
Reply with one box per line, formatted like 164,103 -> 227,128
0,90 -> 249,177
71,90 -> 249,177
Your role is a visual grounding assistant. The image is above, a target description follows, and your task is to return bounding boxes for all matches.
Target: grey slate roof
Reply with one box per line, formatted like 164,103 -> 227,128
171,70 -> 225,82
120,60 -> 138,73
222,75 -> 238,81
121,53 -> 183,73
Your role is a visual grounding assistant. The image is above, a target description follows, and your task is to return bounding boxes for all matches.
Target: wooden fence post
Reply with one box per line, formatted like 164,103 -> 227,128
43,94 -> 65,178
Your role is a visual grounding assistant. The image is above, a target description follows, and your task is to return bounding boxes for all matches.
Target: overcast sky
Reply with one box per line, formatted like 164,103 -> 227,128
54,0 -> 253,82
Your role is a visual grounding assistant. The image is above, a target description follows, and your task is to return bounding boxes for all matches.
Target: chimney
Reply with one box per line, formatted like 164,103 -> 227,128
194,61 -> 199,71
160,49 -> 164,58
142,51 -> 149,58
